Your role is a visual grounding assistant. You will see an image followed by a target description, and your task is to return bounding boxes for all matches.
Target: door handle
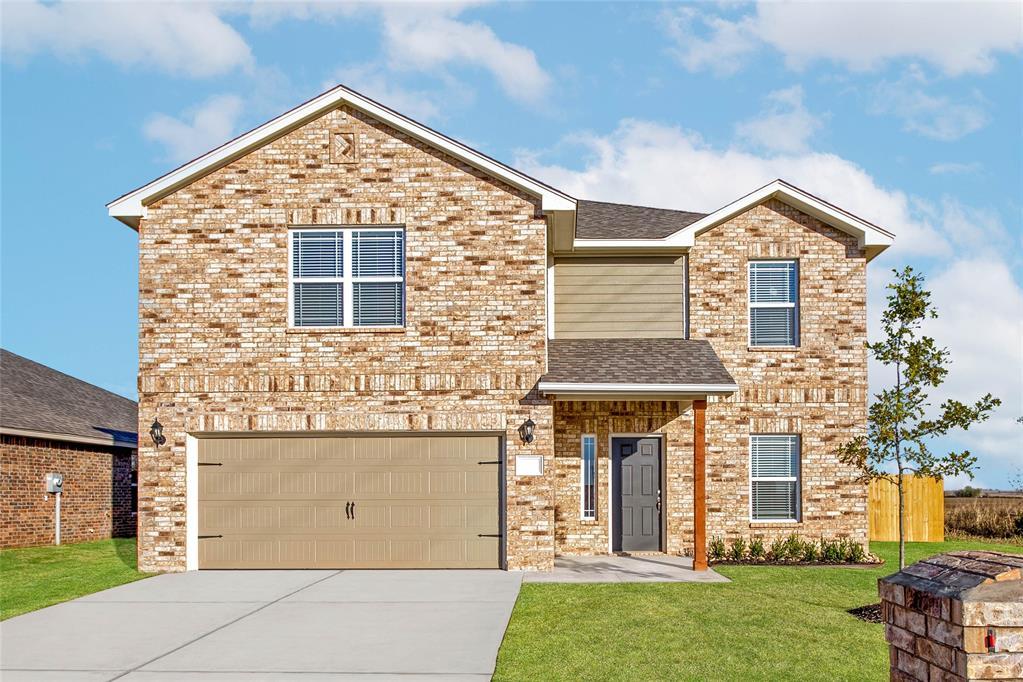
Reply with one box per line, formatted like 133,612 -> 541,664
345,502 -> 351,520
657,488 -> 662,512
351,502 -> 356,520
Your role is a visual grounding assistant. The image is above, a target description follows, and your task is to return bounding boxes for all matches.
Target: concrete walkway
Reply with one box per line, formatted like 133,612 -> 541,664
1,569 -> 522,681
524,554 -> 730,583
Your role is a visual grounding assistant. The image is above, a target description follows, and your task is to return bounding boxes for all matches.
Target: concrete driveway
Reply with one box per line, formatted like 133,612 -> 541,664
1,569 -> 522,681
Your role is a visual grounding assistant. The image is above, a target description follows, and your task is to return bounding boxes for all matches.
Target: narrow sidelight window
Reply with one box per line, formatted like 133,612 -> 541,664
581,434 -> 597,520
750,435 -> 800,521
749,260 -> 798,347
289,227 -> 405,328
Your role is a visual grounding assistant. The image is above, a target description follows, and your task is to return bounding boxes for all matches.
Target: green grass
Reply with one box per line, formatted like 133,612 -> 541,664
1,538 -> 153,620
494,540 -> 1022,682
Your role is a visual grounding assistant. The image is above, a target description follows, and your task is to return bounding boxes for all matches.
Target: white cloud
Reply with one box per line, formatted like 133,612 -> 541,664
929,162 -> 982,176
662,7 -> 758,76
143,95 -> 245,163
1,1 -> 253,77
666,2 -> 1022,77
379,5 -> 552,104
324,64 -> 443,122
514,118 -> 948,256
735,86 -> 825,154
871,69 -> 989,141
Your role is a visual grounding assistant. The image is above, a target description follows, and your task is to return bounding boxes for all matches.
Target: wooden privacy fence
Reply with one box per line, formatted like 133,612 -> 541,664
868,475 -> 944,542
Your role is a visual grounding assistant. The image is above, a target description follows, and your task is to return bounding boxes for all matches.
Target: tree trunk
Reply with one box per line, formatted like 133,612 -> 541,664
897,471 -> 906,570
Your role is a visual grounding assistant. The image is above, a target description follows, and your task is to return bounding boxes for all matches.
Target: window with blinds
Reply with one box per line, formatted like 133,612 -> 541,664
750,435 -> 800,521
581,435 -> 597,520
749,260 -> 799,347
289,227 -> 405,328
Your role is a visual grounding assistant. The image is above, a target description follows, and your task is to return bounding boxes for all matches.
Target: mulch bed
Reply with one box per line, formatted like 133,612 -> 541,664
848,603 -> 883,623
710,558 -> 884,568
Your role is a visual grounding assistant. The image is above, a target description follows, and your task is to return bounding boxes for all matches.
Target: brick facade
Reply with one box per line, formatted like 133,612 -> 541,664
0,435 -> 135,547
135,101 -> 869,571
690,199 -> 869,547
550,199 -> 868,557
136,105 -> 554,572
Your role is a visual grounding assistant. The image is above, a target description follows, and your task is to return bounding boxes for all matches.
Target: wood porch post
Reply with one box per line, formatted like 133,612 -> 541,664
693,399 -> 708,571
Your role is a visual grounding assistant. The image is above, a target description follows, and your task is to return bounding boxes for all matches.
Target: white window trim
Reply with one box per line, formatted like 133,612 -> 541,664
748,434 -> 802,523
747,259 -> 800,348
580,434 -> 597,520
288,226 -> 405,329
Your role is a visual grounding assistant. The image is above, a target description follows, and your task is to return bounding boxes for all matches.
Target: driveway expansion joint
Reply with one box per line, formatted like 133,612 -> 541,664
107,570 -> 343,681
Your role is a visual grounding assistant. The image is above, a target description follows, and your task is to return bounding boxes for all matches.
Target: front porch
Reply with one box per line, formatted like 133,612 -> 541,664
539,338 -> 739,572
523,554 -> 729,583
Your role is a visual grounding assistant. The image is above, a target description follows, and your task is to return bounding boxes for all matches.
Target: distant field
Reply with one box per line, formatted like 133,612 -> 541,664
945,494 -> 1022,540
945,495 -> 1023,511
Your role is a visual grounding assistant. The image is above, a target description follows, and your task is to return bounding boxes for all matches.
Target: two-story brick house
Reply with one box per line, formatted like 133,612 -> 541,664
108,84 -> 893,573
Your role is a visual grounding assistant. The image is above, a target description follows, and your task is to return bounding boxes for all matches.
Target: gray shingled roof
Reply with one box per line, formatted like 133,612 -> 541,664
542,339 -> 736,387
575,200 -> 706,240
1,349 -> 137,447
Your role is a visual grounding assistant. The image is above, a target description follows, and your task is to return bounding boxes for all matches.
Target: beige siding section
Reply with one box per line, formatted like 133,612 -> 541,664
554,256 -> 685,338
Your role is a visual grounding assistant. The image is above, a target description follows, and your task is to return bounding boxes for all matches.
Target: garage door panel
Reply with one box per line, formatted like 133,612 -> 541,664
198,435 -> 501,569
199,535 -> 500,569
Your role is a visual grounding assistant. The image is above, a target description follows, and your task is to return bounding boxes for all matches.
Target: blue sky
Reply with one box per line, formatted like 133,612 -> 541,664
2,1 -> 1020,487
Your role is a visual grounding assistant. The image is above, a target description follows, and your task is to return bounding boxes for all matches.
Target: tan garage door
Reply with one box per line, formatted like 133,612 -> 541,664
198,435 -> 501,569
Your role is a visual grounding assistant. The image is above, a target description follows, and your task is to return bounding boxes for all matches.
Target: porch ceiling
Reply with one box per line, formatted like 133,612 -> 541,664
539,338 -> 738,399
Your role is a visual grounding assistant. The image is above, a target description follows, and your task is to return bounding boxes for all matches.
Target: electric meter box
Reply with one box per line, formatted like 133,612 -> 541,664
45,472 -> 64,494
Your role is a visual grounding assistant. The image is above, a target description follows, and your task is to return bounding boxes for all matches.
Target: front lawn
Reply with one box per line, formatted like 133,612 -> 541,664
494,540 -> 1022,681
0,538 -> 153,620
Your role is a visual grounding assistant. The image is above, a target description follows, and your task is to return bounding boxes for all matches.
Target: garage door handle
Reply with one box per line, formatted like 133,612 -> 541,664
478,533 -> 503,538
478,460 -> 501,464
351,502 -> 356,519
345,502 -> 351,520
199,534 -> 222,539
198,462 -> 222,467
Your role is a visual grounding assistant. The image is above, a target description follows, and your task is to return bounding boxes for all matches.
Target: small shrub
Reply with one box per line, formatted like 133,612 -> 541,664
767,537 -> 786,562
820,537 -> 844,563
845,540 -> 866,563
800,539 -> 819,562
955,486 -> 983,498
728,536 -> 747,562
748,536 -> 766,561
783,534 -> 804,562
709,537 -> 726,561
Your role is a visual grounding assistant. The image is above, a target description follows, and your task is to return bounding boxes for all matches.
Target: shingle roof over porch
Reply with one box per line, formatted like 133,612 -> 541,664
539,338 -> 738,396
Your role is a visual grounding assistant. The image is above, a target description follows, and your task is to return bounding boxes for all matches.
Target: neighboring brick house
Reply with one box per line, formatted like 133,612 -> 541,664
1,349 -> 137,547
107,84 -> 893,573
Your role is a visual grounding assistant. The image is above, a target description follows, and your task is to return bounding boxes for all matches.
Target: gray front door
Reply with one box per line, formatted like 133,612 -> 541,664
612,437 -> 661,552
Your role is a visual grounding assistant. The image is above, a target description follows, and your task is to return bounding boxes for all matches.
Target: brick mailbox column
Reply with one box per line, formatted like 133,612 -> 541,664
879,551 -> 1023,681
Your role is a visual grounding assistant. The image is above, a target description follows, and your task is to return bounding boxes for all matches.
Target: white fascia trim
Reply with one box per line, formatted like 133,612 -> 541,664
538,382 -> 739,395
108,84 -> 576,227
0,426 -> 137,449
185,435 -> 198,571
571,180 -> 895,251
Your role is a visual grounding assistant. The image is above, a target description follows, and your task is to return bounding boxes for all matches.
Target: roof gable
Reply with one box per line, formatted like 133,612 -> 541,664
572,180 -> 895,258
108,84 -> 576,229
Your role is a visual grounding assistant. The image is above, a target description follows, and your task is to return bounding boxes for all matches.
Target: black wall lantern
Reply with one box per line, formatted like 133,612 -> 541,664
149,419 -> 166,447
518,418 -> 536,444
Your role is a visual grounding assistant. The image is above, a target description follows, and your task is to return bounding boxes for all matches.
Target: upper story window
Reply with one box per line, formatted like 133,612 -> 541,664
289,227 -> 405,328
748,260 -> 798,347
750,434 -> 801,522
